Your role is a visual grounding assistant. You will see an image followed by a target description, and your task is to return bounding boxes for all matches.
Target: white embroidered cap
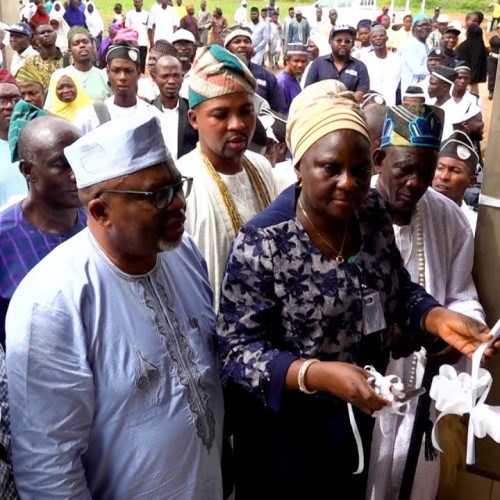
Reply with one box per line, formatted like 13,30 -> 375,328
64,113 -> 171,189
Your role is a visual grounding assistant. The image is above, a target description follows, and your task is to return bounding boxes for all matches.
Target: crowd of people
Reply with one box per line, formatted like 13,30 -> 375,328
0,0 -> 499,498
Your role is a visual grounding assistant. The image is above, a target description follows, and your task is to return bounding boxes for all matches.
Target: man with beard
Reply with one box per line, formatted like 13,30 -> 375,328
171,29 -> 196,97
0,114 -> 86,347
367,104 -> 484,500
46,27 -> 110,108
5,22 -> 38,76
6,113 -> 224,498
305,24 -> 370,102
224,27 -> 286,113
249,6 -> 269,66
74,41 -> 163,133
400,14 -> 431,94
152,55 -> 198,160
177,45 -> 278,309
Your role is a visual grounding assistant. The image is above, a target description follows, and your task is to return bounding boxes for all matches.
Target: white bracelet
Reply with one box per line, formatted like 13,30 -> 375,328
298,359 -> 319,394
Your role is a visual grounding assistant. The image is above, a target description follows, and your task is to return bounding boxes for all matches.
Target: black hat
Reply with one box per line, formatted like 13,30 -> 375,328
428,48 -> 446,59
431,65 -> 458,85
329,24 -> 356,40
440,130 -> 480,174
444,25 -> 461,36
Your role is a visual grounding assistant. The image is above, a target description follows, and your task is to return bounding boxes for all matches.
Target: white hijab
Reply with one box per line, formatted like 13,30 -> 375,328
85,1 -> 104,38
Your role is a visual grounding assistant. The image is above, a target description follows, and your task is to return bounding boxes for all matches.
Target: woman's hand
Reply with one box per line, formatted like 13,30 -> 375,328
290,360 -> 389,414
424,307 -> 500,360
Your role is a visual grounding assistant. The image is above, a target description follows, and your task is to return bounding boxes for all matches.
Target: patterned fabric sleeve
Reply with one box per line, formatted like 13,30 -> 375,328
218,225 -> 296,407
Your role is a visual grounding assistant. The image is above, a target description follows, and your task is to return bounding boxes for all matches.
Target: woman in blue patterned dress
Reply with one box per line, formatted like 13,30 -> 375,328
217,80 -> 492,500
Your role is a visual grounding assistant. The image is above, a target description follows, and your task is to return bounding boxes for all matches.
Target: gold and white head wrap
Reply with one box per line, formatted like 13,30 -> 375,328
286,80 -> 370,167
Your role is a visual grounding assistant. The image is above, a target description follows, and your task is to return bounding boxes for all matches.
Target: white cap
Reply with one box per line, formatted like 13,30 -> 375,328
241,0 -> 247,5
64,113 -> 171,189
436,14 -> 449,23
451,102 -> 482,125
171,28 -> 196,44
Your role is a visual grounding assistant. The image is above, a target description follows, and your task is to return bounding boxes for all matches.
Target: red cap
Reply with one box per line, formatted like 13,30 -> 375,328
0,69 -> 19,87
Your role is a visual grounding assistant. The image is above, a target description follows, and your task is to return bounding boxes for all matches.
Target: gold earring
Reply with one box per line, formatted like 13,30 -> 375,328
297,179 -> 303,188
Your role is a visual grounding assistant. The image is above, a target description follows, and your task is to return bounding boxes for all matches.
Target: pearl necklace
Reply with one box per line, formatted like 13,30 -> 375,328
407,209 -> 425,391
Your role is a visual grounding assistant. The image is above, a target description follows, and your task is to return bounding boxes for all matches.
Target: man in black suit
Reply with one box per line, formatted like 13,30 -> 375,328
152,55 -> 198,160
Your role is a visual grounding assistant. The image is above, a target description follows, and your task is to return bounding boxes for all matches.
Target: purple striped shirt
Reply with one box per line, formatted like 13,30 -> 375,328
0,201 -> 87,346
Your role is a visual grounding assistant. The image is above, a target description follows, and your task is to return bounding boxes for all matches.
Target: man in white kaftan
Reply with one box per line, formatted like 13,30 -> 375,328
6,114 -> 224,499
178,44 -> 278,309
367,104 -> 485,500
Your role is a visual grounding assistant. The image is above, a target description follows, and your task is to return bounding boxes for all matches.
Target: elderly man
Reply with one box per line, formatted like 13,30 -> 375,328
177,45 -> 278,309
0,71 -> 26,207
22,22 -> 63,92
75,41 -> 162,132
172,28 -> 196,97
276,43 -> 308,113
46,27 -> 110,108
432,131 -> 479,231
5,22 -> 38,76
362,24 -> 402,105
0,112 -> 86,347
367,104 -> 485,500
305,25 -> 370,101
224,27 -> 286,113
400,14 -> 431,94
6,113 -> 224,498
152,55 -> 198,160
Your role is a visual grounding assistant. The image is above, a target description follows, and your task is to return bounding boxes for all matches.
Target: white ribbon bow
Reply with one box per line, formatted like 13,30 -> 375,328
429,320 -> 500,465
348,365 -> 413,475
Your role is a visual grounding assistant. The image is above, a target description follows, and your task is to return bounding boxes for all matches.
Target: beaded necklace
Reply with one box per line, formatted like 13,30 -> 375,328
197,145 -> 271,233
407,209 -> 425,390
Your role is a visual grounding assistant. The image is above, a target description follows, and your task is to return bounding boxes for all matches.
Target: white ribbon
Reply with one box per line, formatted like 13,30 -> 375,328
348,365 -> 413,475
429,319 -> 500,464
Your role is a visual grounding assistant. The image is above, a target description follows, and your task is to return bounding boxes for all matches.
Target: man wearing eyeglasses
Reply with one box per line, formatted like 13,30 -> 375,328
0,70 -> 27,208
6,113 -> 225,499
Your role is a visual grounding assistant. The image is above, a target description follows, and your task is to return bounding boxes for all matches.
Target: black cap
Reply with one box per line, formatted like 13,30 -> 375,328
329,24 -> 356,40
428,48 -> 446,59
431,65 -> 458,84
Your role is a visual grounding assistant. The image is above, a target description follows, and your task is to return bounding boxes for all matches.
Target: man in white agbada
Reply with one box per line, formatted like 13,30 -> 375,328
177,45 -> 278,309
6,113 -> 224,498
367,104 -> 485,500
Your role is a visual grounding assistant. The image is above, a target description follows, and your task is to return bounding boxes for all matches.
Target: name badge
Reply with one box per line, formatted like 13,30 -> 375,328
257,78 -> 267,87
345,68 -> 358,77
362,290 -> 387,335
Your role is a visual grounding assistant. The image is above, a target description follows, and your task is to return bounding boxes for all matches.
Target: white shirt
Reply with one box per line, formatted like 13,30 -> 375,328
137,75 -> 160,102
440,97 -> 464,140
125,8 -> 150,46
361,51 -> 402,106
10,45 -> 38,76
149,4 -> 179,43
160,102 -> 179,160
74,96 -> 164,135
235,6 -> 247,25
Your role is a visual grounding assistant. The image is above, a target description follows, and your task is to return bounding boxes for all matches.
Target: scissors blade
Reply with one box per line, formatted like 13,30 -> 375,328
397,387 -> 426,403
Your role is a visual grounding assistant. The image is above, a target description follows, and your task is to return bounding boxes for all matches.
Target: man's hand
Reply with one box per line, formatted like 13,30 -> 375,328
424,307 -> 499,360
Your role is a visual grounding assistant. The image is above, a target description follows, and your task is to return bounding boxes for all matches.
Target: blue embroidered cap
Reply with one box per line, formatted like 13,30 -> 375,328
380,104 -> 444,150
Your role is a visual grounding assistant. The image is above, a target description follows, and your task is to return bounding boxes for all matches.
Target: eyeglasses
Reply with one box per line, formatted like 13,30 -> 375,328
99,176 -> 193,209
0,95 -> 21,106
